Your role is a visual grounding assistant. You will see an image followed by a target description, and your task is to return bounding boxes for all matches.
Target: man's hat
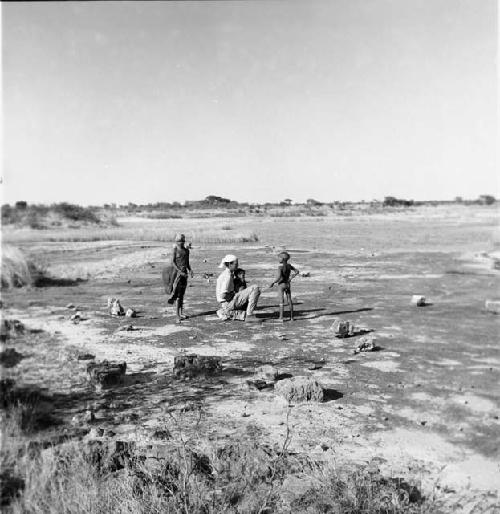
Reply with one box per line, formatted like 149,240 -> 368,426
218,254 -> 238,268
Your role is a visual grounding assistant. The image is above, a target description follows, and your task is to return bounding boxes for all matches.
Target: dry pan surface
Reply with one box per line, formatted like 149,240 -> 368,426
2,207 -> 500,511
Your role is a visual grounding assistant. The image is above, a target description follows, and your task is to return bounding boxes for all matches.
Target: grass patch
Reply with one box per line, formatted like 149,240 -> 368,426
1,245 -> 86,288
3,227 -> 259,244
1,245 -> 38,289
0,396 -> 437,514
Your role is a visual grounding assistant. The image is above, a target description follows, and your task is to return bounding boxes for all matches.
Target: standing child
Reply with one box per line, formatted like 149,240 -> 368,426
167,233 -> 194,322
269,251 -> 299,322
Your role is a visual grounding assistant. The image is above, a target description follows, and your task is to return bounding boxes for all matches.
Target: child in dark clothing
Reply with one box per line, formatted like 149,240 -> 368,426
167,233 -> 193,322
233,268 -> 247,293
269,251 -> 299,322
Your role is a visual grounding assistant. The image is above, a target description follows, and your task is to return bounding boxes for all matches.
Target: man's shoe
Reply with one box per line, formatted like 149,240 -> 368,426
232,311 -> 246,321
217,309 -> 231,321
245,314 -> 261,323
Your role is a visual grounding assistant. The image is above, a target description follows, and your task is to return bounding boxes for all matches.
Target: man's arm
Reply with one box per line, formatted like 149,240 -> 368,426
186,249 -> 194,277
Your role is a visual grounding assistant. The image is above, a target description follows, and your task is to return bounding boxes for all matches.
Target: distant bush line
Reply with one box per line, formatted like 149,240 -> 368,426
2,194 -> 496,230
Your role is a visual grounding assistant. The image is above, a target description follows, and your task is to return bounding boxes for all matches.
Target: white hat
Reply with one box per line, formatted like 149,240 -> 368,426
218,254 -> 238,268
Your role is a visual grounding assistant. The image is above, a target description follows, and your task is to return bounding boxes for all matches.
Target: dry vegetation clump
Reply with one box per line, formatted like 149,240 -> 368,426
274,376 -> 325,403
3,227 -> 259,244
1,203 -> 115,230
1,245 -> 38,289
1,245 -> 85,288
0,392 -> 435,514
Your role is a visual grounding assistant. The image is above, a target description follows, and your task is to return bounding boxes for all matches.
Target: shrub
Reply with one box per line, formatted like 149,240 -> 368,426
477,195 -> 496,205
383,196 -> 414,207
52,203 -> 100,223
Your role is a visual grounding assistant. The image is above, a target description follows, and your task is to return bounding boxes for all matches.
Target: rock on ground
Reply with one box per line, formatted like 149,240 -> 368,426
411,295 -> 426,306
255,365 -> 279,382
353,335 -> 378,354
87,361 -> 127,388
331,319 -> 354,338
173,354 -> 222,377
485,300 -> 500,314
0,319 -> 25,341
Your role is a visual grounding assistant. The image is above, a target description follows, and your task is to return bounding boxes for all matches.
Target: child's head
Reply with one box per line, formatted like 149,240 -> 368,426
175,233 -> 186,246
235,268 -> 246,279
278,251 -> 290,263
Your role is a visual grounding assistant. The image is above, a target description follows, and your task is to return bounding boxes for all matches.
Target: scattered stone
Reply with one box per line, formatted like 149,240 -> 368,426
83,409 -> 95,423
70,312 -> 84,322
77,353 -> 96,361
66,303 -> 75,309
88,427 -> 104,438
307,361 -> 325,370
173,354 -> 222,378
331,319 -> 355,338
0,319 -> 25,341
353,335 -> 379,354
151,429 -> 171,441
485,300 -> 500,314
274,376 -> 324,403
411,295 -> 426,307
118,324 -> 139,332
0,348 -> 24,368
254,365 -> 279,382
246,379 -> 273,391
87,361 -> 127,389
202,272 -> 214,279
420,420 -> 427,426
109,299 -> 125,316
125,308 -> 137,318
300,272 -> 311,278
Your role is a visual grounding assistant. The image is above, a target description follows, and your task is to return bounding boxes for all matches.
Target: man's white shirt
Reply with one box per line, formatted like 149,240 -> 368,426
216,268 -> 234,303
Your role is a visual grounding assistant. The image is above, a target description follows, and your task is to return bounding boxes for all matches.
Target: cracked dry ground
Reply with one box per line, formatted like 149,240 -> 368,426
2,214 -> 500,511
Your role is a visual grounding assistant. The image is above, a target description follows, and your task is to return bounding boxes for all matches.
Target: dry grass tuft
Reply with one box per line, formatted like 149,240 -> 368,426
3,227 -> 259,244
1,245 -> 35,289
274,376 -> 324,403
0,398 -> 438,513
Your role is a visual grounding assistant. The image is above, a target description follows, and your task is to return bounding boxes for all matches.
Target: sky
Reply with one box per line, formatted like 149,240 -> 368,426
1,0 -> 498,205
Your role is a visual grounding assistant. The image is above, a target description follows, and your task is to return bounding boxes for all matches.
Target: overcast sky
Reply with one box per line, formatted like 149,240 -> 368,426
2,0 -> 497,205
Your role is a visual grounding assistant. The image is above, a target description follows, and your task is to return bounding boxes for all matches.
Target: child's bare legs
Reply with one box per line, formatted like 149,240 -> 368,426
176,296 -> 188,322
277,285 -> 285,322
287,291 -> 294,321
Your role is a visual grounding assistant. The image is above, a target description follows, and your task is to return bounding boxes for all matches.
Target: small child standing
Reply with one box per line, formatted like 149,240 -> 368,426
269,251 -> 299,322
167,233 -> 193,322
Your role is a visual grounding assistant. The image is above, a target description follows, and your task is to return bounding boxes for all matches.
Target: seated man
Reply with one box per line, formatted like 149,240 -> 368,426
216,254 -> 261,322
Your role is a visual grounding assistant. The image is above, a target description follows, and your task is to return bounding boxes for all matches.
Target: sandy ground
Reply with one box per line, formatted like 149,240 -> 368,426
2,207 -> 500,512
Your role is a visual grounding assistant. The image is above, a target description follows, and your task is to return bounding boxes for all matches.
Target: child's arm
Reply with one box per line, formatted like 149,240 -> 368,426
290,264 -> 300,278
